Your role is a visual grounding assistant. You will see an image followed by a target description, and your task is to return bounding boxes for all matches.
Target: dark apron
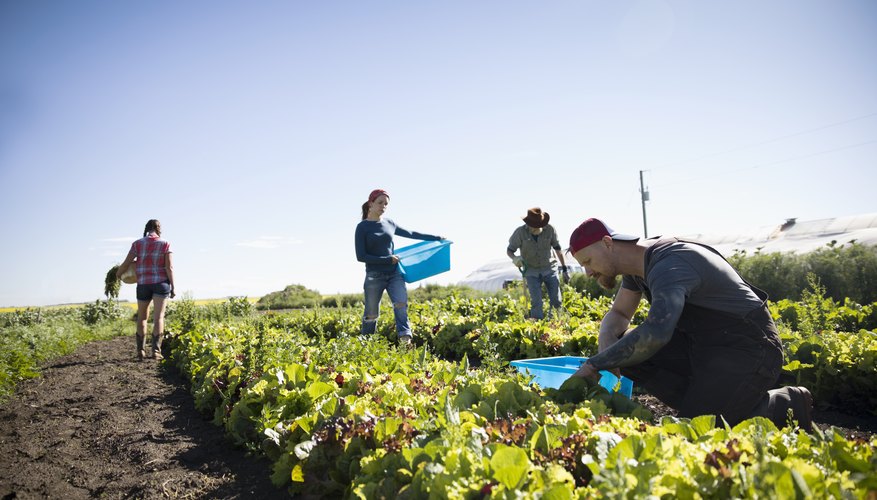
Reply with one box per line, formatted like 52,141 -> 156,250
620,239 -> 784,426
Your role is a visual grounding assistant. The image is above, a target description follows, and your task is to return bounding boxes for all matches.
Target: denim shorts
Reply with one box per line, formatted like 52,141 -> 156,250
136,281 -> 172,301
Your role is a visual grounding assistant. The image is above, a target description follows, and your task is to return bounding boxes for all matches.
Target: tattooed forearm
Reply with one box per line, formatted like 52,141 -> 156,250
587,288 -> 686,370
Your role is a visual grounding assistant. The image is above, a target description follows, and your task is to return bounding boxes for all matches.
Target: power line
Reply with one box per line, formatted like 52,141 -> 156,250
653,138 -> 877,188
652,112 -> 877,172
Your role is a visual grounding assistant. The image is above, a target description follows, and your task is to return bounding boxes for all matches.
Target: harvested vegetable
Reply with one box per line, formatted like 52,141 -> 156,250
105,265 -> 120,299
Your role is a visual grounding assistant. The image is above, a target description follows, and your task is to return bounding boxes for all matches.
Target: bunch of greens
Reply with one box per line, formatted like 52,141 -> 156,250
104,265 -> 120,300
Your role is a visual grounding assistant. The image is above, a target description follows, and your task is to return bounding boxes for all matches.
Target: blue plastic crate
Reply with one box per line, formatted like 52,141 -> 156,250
510,356 -> 634,398
396,240 -> 452,283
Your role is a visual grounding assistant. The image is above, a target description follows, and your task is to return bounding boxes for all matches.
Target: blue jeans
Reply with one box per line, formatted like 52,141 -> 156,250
524,268 -> 562,319
361,270 -> 411,338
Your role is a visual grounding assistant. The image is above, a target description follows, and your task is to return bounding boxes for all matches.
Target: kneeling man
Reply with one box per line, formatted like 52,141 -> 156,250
568,218 -> 812,430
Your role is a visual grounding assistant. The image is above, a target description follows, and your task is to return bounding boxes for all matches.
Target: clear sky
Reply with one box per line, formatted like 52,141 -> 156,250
2,1 -> 875,307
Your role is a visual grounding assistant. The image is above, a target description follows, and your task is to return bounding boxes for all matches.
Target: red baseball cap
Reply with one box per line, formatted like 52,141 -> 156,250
568,218 -> 639,255
368,189 -> 389,202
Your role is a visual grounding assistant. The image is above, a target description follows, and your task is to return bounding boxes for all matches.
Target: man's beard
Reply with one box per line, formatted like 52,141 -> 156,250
598,274 -> 618,290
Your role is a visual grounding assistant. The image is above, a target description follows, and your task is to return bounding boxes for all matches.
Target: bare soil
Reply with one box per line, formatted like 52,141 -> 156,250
1,336 -> 874,500
0,336 -> 286,500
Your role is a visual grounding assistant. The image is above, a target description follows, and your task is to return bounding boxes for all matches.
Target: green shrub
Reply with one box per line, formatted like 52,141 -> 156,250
729,242 -> 877,303
203,296 -> 254,320
80,300 -> 127,325
166,296 -> 199,334
165,296 -> 254,332
257,284 -> 322,310
408,284 -> 495,303
320,294 -> 362,308
568,272 -> 617,299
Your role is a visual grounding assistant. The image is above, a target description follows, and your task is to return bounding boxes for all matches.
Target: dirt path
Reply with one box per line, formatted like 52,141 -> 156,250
0,336 -> 286,500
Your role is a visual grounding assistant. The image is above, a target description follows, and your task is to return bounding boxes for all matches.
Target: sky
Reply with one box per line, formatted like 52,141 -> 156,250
1,0 -> 875,307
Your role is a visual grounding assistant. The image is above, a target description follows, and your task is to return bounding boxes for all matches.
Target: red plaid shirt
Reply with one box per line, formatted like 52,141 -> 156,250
131,233 -> 172,285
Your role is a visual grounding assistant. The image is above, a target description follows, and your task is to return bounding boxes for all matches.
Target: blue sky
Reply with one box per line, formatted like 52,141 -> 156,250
1,1 -> 875,306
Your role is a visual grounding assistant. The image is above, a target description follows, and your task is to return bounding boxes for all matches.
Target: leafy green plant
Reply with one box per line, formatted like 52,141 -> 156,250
0,311 -> 129,401
1,308 -> 45,328
408,284 -> 496,303
165,302 -> 877,499
80,299 -> 126,325
165,295 -> 198,334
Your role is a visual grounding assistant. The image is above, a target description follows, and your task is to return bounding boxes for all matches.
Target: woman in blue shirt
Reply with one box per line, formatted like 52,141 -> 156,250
355,189 -> 443,344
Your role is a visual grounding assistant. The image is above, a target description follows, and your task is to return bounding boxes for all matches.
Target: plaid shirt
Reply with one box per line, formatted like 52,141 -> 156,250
131,233 -> 172,285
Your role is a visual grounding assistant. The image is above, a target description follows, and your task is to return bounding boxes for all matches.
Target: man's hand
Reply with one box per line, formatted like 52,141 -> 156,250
561,266 -> 570,283
512,256 -> 523,268
572,360 -> 600,382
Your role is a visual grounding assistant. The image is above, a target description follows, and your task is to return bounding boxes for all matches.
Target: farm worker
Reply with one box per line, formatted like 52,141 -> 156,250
567,218 -> 813,430
116,219 -> 175,360
507,207 -> 570,320
355,189 -> 444,345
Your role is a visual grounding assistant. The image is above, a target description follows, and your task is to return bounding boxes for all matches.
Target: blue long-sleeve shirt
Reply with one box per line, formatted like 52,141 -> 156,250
355,218 -> 441,273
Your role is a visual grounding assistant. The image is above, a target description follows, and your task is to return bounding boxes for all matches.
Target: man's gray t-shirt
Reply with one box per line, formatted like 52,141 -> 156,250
621,238 -> 763,317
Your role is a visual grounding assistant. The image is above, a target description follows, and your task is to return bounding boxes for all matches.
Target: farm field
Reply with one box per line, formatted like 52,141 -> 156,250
1,288 -> 876,498
0,296 -> 258,314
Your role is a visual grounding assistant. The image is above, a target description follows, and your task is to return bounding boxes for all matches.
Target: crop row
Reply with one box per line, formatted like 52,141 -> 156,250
164,295 -> 877,498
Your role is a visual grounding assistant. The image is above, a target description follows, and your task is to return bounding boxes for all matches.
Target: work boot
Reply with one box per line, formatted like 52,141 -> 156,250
151,334 -> 163,360
136,334 -> 146,360
768,386 -> 813,432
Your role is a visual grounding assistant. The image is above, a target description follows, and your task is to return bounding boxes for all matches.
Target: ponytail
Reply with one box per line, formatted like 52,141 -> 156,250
361,202 -> 369,220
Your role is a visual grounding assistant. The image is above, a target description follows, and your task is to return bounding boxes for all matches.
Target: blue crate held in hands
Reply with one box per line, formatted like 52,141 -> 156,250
510,356 -> 634,398
396,240 -> 452,283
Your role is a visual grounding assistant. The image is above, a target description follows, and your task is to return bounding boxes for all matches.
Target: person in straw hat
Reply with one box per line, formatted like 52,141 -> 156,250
506,207 -> 569,320
566,217 -> 812,431
355,189 -> 444,345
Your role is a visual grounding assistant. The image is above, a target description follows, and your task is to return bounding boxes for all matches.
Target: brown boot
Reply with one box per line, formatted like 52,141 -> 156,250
768,386 -> 813,432
136,334 -> 146,360
787,386 -> 814,432
151,334 -> 163,360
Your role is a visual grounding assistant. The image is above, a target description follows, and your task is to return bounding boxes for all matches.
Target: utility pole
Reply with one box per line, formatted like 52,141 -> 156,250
639,170 -> 649,238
